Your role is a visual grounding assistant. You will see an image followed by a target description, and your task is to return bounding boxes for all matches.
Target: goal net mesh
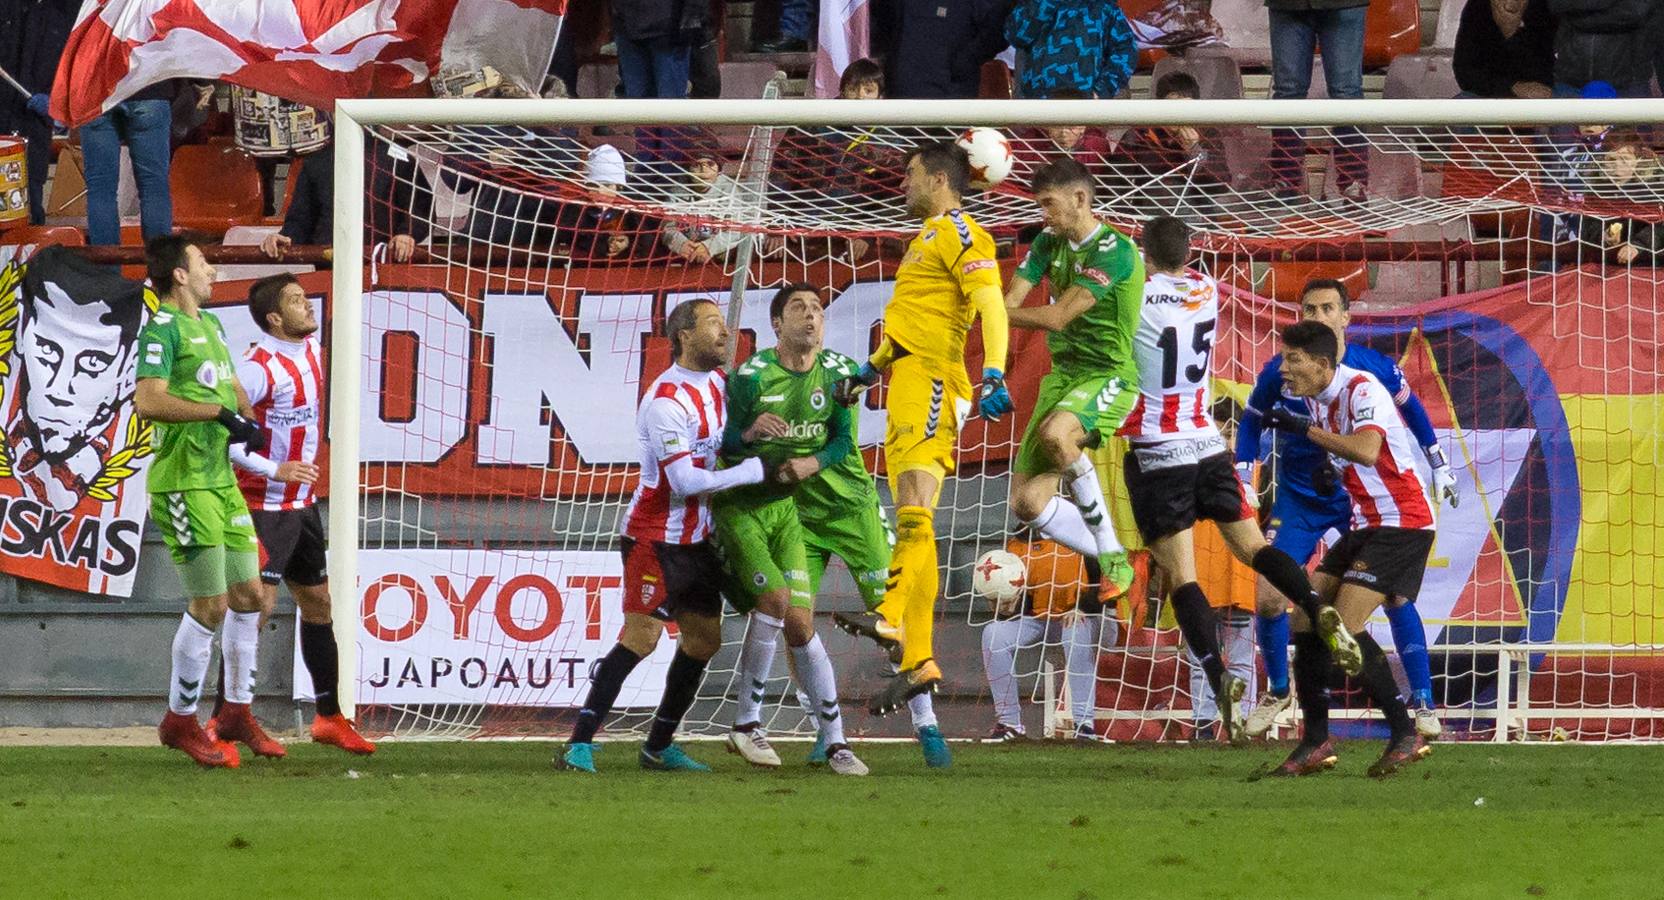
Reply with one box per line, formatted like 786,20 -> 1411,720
348,109 -> 1662,743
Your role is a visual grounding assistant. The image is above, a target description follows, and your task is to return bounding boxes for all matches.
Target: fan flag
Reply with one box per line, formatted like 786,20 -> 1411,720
50,0 -> 567,126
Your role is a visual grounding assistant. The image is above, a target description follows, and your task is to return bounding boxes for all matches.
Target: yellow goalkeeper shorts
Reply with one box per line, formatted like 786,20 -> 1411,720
883,354 -> 972,490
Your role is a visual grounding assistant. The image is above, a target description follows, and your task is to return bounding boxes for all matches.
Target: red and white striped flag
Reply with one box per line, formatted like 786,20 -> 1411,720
51,0 -> 567,126
812,0 -> 869,98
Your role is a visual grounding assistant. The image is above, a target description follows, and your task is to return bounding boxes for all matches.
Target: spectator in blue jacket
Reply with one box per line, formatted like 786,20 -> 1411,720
1005,0 -> 1136,99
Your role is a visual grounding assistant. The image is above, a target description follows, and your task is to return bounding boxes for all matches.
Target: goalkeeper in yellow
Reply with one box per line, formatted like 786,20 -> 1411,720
832,141 -> 1012,715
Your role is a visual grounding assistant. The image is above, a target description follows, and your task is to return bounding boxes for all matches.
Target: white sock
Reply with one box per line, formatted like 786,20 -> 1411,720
1028,495 -> 1098,559
734,612 -> 783,727
222,610 -> 261,704
1063,454 -> 1124,557
790,635 -> 846,747
1063,616 -> 1102,726
908,692 -> 938,730
168,614 -> 214,715
980,617 -> 1029,728
1223,615 -> 1257,715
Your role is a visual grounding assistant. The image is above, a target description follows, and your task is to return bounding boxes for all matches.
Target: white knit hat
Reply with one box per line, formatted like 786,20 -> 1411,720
586,144 -> 627,186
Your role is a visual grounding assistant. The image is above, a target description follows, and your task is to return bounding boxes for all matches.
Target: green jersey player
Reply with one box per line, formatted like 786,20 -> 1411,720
1002,157 -> 1145,606
137,237 -> 283,768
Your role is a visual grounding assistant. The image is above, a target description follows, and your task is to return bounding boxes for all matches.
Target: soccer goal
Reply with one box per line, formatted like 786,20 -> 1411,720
326,96 -> 1664,743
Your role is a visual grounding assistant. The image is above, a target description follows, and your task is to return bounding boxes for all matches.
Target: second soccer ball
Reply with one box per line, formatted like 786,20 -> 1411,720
956,127 -> 1014,191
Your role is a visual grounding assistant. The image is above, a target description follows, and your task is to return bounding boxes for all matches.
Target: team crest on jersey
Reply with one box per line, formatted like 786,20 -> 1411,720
810,388 -> 826,410
752,571 -> 767,587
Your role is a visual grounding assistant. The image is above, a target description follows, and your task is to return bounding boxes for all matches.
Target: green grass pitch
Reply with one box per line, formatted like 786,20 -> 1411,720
2,740 -> 1659,898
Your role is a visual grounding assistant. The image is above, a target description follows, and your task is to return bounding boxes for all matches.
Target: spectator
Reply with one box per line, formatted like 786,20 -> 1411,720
260,144 -> 332,259
1183,400 -> 1256,740
884,0 -> 1015,99
1452,0 -> 1556,99
660,143 -> 761,264
980,533 -> 1116,742
755,0 -> 812,53
369,139 -> 432,263
1005,0 -> 1135,99
612,0 -> 705,99
1548,0 -> 1653,97
82,81 -> 176,246
0,0 -> 75,226
559,144 -> 665,263
1010,88 -> 1115,187
1115,72 -> 1236,217
1264,0 -> 1368,198
1575,131 -> 1664,265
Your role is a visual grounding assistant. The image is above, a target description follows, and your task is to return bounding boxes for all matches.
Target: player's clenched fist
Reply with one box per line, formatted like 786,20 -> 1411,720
831,362 -> 881,407
216,408 -> 267,452
975,368 -> 1012,421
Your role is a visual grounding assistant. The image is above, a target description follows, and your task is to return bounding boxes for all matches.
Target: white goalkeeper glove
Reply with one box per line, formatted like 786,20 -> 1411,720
1425,444 -> 1459,508
1234,461 -> 1259,510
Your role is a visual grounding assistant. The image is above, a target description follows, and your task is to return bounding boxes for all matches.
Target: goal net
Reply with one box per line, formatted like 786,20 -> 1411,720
328,97 -> 1664,743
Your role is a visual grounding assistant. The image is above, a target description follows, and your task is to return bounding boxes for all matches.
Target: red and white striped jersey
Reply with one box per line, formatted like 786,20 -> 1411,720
1308,364 -> 1435,531
234,334 -> 324,511
1120,269 -> 1220,442
621,365 -> 728,544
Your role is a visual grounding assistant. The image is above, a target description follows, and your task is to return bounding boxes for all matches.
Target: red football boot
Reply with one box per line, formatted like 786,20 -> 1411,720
311,713 -> 377,755
203,717 -> 241,769
214,703 -> 287,759
158,711 -> 230,768
1269,739 -> 1338,777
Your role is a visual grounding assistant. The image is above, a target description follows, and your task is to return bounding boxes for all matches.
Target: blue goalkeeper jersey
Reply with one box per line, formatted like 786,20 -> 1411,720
1237,343 -> 1437,515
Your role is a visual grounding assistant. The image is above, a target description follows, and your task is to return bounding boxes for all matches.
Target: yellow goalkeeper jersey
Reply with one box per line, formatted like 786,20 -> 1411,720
883,209 -> 1002,370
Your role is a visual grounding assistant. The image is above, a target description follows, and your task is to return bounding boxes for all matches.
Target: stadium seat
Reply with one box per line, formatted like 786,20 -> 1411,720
979,60 -> 1014,100
577,62 -> 621,100
719,62 -> 786,99
1383,53 -> 1459,101
0,224 -> 84,248
1362,0 -> 1420,68
1257,261 -> 1369,305
170,144 -> 263,235
217,224 -> 314,281
1429,0 -> 1465,52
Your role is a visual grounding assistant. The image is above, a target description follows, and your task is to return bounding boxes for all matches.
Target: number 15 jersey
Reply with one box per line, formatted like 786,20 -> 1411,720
1120,269 -> 1219,443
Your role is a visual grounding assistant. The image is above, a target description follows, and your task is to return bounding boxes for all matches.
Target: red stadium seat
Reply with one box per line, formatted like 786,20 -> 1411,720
0,224 -> 85,248
1363,0 -> 1420,68
170,144 -> 263,235
979,60 -> 1014,100
1261,261 -> 1369,305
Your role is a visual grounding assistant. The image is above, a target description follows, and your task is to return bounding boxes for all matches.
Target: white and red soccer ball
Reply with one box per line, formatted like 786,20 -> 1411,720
956,127 -> 1014,191
972,548 -> 1027,613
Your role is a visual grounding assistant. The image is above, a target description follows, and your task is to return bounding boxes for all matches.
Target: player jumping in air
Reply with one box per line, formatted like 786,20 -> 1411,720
1001,157 -> 1142,604
220,273 -> 375,756
559,299 -> 768,773
1239,279 -> 1456,740
137,236 -> 279,768
1118,217 -> 1331,744
722,284 -> 951,770
830,141 -> 1013,715
1265,320 -> 1437,776
719,284 -> 870,776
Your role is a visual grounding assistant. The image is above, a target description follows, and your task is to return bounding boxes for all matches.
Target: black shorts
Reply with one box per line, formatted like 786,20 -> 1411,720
252,506 -> 327,587
1316,527 -> 1436,601
1123,448 -> 1255,543
620,536 -> 725,622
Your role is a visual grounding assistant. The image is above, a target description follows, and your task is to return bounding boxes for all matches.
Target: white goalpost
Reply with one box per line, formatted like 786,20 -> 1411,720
327,96 -> 1664,743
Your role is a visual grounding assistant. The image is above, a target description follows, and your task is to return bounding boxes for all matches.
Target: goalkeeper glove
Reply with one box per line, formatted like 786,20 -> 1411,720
1261,405 -> 1311,436
1425,444 -> 1459,507
1233,461 -> 1259,510
831,362 -> 881,407
217,408 -> 267,452
975,368 -> 1012,421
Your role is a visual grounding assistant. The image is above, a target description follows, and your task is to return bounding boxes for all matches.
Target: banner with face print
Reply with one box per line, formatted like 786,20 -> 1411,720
0,246 -> 155,595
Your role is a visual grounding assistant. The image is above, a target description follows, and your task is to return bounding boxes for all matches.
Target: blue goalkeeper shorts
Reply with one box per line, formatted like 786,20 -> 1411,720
1264,493 -> 1352,566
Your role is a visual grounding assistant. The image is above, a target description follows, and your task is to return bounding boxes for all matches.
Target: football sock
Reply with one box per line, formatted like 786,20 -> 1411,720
1385,601 -> 1435,705
1026,495 -> 1098,559
1062,454 -> 1125,558
571,643 -> 643,744
908,692 -> 938,729
1355,630 -> 1415,737
1063,616 -> 1102,725
211,655 -> 226,719
299,620 -> 342,717
1257,611 -> 1292,697
1222,615 -> 1256,706
790,636 -> 846,747
1251,546 -> 1322,621
734,612 -> 783,726
980,616 -> 1028,727
645,648 -> 709,753
1170,582 -> 1226,690
168,614 -> 215,716
895,506 -> 940,670
222,610 -> 261,705
1292,631 -> 1330,743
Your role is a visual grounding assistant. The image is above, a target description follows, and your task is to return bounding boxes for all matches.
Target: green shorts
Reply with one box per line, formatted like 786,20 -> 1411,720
713,495 -> 812,615
1014,369 -> 1137,476
802,502 -> 894,611
151,484 -> 259,598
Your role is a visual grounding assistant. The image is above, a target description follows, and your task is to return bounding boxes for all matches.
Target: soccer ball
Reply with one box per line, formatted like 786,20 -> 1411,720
956,127 -> 1014,191
972,548 -> 1027,612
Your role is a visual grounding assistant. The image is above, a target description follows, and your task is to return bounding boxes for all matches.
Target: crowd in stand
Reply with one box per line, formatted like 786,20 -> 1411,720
2,0 -> 1664,263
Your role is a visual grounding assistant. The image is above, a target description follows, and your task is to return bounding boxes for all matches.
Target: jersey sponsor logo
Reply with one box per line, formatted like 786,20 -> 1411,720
1080,267 -> 1110,286
265,406 -> 318,429
778,420 -> 826,440
195,360 -> 221,389
962,259 -> 996,275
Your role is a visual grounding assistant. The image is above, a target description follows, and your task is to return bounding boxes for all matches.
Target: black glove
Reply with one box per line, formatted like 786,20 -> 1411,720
1311,460 -> 1339,496
1262,405 -> 1312,436
831,362 -> 881,407
217,408 -> 267,452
